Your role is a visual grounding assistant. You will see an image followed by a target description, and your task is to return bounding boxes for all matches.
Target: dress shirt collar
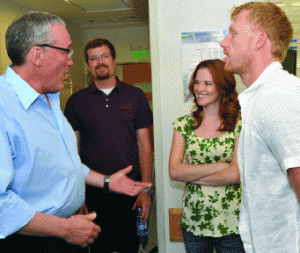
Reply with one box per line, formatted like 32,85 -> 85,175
4,65 -> 60,111
240,61 -> 282,97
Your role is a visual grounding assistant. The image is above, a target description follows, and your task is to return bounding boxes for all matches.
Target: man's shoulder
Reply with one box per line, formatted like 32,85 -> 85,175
68,87 -> 90,101
254,69 -> 300,118
118,80 -> 139,90
0,72 -> 12,92
276,67 -> 299,82
72,86 -> 90,95
263,68 -> 300,95
117,80 -> 146,96
0,75 -> 16,103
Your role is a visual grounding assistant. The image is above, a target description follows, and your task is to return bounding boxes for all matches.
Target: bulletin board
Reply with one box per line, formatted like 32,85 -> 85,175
181,31 -> 228,102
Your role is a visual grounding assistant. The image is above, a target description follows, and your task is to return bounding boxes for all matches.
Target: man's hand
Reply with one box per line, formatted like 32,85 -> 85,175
64,212 -> 101,247
109,166 -> 152,196
132,191 -> 152,222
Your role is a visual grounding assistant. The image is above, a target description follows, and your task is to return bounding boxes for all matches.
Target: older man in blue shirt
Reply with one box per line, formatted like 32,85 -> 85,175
0,11 -> 151,253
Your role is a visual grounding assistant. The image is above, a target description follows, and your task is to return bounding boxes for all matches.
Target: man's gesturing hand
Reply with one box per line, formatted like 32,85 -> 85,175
109,166 -> 152,196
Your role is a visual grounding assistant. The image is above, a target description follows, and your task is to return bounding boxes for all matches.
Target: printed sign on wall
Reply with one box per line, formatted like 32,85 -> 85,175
182,31 -> 227,102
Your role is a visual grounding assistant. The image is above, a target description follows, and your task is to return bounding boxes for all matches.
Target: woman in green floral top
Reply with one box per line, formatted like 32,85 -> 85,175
169,59 -> 244,252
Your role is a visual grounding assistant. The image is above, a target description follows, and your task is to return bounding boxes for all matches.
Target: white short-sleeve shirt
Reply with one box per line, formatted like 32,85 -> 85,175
238,62 -> 300,253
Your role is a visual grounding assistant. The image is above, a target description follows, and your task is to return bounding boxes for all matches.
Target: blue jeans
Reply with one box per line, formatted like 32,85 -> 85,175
182,228 -> 245,253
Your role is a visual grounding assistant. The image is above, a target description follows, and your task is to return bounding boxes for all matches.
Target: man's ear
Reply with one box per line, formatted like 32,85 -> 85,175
28,46 -> 44,66
255,31 -> 269,51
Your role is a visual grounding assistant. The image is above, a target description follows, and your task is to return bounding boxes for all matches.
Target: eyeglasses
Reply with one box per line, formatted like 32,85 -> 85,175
38,44 -> 74,58
88,54 -> 110,62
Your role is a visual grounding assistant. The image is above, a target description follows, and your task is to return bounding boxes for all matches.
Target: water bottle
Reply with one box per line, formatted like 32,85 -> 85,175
135,200 -> 148,237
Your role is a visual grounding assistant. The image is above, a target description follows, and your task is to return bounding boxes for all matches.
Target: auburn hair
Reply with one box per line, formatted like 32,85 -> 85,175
189,59 -> 240,132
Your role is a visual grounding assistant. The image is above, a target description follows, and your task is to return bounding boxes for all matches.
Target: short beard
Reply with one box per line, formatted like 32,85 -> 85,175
95,64 -> 109,81
97,74 -> 109,81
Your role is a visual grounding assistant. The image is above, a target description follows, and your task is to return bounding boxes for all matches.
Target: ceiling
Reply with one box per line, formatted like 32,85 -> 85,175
7,0 -> 149,28
4,0 -> 300,33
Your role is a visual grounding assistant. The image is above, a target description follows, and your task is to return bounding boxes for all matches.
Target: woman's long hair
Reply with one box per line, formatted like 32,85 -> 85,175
189,59 -> 240,132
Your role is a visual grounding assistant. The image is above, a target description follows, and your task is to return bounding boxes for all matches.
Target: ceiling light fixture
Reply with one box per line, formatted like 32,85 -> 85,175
120,0 -> 132,8
63,0 -> 87,12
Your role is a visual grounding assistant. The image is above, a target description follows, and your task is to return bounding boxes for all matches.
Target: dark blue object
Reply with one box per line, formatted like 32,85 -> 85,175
135,201 -> 149,249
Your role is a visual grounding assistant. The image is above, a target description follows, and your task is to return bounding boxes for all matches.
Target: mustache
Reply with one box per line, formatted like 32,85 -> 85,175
96,64 -> 108,69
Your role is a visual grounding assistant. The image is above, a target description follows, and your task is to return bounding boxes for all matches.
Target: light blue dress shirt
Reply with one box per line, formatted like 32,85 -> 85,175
0,66 -> 90,239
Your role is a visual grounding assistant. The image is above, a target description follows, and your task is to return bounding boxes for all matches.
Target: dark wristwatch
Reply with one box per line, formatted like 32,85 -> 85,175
143,187 -> 154,196
104,175 -> 110,193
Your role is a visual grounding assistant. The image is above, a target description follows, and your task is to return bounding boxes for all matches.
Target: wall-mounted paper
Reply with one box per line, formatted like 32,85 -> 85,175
182,31 -> 227,102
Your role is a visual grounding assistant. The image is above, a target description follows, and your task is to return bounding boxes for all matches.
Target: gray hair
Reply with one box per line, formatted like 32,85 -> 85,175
6,11 -> 66,66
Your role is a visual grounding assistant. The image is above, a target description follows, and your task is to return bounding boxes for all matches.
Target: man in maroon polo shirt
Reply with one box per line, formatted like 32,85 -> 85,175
64,38 -> 153,253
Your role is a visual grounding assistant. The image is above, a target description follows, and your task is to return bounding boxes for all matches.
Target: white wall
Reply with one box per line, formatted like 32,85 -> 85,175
60,20 -> 85,110
83,25 -> 150,64
149,0 -> 251,252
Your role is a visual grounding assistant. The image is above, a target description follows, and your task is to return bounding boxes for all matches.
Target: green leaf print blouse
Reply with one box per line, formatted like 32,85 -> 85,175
173,115 -> 242,237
